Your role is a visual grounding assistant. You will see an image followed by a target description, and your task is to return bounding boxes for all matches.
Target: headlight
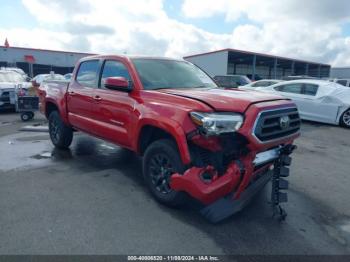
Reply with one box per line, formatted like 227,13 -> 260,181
190,112 -> 243,136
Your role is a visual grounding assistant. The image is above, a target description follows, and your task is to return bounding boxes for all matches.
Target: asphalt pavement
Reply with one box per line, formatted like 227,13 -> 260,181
0,111 -> 349,255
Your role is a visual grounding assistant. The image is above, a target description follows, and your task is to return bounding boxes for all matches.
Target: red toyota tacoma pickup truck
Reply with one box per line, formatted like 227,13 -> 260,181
38,55 -> 300,222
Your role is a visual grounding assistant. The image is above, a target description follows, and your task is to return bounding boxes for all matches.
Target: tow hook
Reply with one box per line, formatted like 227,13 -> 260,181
271,144 -> 297,221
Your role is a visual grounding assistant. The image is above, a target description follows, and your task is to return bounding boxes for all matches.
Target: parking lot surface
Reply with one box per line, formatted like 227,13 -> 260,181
0,112 -> 350,255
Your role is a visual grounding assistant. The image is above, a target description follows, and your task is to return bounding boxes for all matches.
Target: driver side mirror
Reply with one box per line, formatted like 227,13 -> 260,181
104,77 -> 132,92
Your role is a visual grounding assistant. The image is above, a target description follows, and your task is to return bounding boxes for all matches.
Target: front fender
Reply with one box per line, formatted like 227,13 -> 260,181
135,117 -> 192,165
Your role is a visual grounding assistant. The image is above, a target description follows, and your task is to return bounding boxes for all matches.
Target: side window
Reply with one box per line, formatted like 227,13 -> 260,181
254,81 -> 270,87
76,60 -> 99,87
303,84 -> 318,96
214,76 -> 228,86
336,80 -> 347,86
100,60 -> 131,87
274,84 -> 303,94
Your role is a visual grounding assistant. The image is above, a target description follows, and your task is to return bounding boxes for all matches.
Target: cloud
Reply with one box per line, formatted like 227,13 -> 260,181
181,0 -> 350,24
0,0 -> 349,66
65,22 -> 115,35
182,0 -> 350,66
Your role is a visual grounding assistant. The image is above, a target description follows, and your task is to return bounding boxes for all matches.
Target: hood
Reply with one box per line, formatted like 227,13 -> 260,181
158,88 -> 288,112
0,82 -> 32,90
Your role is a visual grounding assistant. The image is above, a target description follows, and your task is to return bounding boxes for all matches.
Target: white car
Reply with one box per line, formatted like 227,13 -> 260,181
32,73 -> 65,85
254,79 -> 350,128
331,79 -> 350,87
0,70 -> 31,110
239,79 -> 282,90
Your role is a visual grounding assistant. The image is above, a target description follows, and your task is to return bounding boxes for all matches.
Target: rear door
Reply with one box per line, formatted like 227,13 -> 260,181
90,59 -> 135,148
67,60 -> 100,132
298,84 -> 339,124
274,83 -> 339,124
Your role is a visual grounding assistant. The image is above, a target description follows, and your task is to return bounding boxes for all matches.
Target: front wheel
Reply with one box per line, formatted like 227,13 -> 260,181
48,111 -> 73,149
143,139 -> 187,207
340,108 -> 350,128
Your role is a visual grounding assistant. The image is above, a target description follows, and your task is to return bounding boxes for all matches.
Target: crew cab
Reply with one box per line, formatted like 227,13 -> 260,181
38,55 -> 300,222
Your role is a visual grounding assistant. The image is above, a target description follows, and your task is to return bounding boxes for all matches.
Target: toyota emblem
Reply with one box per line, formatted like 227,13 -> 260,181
279,116 -> 290,130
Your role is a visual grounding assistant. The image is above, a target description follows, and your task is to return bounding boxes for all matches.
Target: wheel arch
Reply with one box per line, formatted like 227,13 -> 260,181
45,101 -> 59,118
136,120 -> 191,165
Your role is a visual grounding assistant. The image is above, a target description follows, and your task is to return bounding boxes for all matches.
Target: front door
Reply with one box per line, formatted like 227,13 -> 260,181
91,59 -> 136,148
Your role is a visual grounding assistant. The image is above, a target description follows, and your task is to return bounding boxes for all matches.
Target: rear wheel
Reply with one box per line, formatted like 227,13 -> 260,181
340,108 -> 350,128
48,111 -> 73,149
143,139 -> 187,206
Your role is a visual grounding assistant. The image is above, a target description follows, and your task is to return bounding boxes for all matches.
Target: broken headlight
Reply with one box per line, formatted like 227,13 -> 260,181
190,112 -> 243,136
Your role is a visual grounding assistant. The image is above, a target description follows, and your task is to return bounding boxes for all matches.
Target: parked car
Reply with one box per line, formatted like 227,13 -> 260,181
32,73 -> 65,86
246,74 -> 262,81
213,74 -> 251,88
255,79 -> 350,128
38,55 -> 300,222
331,79 -> 350,87
240,79 -> 282,90
1,67 -> 27,77
282,75 -> 318,81
0,70 -> 31,110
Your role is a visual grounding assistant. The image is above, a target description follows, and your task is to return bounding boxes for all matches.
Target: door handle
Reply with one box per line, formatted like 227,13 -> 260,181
94,96 -> 102,101
68,91 -> 76,96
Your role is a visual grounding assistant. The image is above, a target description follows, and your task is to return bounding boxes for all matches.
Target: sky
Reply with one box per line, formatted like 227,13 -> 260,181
1,0 -> 350,66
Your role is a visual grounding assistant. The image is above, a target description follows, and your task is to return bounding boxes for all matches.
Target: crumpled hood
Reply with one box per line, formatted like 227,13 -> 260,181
0,82 -> 31,90
159,88 -> 288,112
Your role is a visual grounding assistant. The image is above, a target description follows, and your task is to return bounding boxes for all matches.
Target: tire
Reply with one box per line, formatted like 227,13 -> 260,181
340,108 -> 350,128
143,139 -> 187,207
48,111 -> 73,149
20,112 -> 31,122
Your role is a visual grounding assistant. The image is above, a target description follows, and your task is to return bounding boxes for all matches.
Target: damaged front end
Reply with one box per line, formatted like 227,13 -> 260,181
169,111 -> 298,223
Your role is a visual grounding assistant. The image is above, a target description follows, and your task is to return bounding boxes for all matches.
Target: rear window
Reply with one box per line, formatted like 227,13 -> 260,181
275,83 -> 303,94
336,80 -> 348,86
303,84 -> 318,96
76,60 -> 99,87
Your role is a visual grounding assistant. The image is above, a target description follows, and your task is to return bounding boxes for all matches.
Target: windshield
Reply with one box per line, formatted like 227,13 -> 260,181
131,59 -> 217,90
0,71 -> 26,83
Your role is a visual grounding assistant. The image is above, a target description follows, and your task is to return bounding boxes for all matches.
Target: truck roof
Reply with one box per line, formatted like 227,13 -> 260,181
81,54 -> 184,62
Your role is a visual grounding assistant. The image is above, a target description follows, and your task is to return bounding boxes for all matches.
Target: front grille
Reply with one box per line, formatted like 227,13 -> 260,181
253,107 -> 300,142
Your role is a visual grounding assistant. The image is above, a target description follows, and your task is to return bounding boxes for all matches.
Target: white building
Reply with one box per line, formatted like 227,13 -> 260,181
184,48 -> 331,80
0,45 -> 95,77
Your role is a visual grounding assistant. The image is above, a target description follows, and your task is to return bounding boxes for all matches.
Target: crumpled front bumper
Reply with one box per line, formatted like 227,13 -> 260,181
169,145 -> 295,223
170,148 -> 279,204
